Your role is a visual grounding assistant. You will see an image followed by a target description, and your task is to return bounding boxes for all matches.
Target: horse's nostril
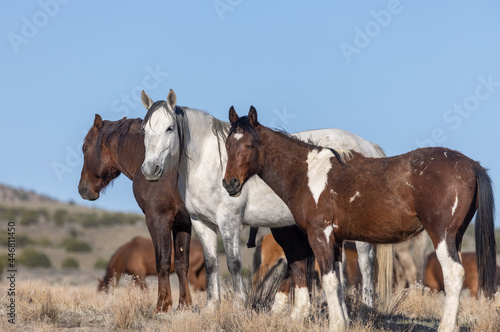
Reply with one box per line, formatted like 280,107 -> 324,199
154,165 -> 161,176
230,178 -> 240,188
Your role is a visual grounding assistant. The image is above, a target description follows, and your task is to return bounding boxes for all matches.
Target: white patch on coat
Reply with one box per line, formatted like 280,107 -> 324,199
451,192 -> 458,216
322,271 -> 347,331
324,225 -> 334,244
405,182 -> 415,190
291,287 -> 310,321
444,151 -> 448,158
233,133 -> 243,140
306,149 -> 333,205
271,291 -> 288,314
349,191 -> 360,203
435,240 -> 464,331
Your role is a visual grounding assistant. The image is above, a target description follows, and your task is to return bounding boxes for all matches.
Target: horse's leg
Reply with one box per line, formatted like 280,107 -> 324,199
192,217 -> 220,308
434,235 -> 464,332
271,265 -> 292,314
307,227 -> 347,332
218,215 -> 246,302
355,241 -> 374,308
145,212 -> 174,312
172,209 -> 193,309
271,226 -> 311,321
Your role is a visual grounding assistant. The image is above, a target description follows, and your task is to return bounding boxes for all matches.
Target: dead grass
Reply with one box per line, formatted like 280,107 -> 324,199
1,279 -> 499,331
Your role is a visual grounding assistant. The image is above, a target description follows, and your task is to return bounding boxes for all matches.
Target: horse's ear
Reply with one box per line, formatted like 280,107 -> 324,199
229,106 -> 239,125
167,89 -> 177,110
248,106 -> 259,127
94,114 -> 103,130
141,90 -> 154,110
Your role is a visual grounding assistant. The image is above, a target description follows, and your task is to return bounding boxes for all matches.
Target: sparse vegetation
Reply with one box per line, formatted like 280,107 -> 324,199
18,248 -> 52,267
1,279 -> 499,332
61,238 -> 92,252
94,257 -> 108,269
61,256 -> 80,269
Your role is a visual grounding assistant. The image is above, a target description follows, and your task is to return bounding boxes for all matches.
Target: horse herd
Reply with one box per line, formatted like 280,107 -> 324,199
78,89 -> 497,332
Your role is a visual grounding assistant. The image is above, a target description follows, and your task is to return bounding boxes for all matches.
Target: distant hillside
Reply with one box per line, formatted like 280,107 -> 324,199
0,183 -> 58,205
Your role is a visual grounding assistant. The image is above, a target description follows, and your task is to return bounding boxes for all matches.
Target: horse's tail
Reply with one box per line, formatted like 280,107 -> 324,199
474,164 -> 496,298
374,244 -> 394,310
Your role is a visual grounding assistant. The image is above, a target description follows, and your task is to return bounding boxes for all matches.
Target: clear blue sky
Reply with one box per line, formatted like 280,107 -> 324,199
1,1 -> 499,227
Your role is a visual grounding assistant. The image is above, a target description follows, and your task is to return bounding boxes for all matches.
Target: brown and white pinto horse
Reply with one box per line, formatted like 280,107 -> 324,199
78,115 -> 193,312
223,107 -> 496,332
98,236 -> 206,293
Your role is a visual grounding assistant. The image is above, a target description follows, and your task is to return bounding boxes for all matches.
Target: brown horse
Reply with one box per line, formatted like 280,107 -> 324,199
98,236 -> 206,292
78,115 -> 193,312
223,107 -> 496,332
252,233 -> 362,295
424,252 -> 500,298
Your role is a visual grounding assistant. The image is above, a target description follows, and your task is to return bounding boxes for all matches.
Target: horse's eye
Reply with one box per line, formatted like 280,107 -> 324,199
166,126 -> 174,132
245,144 -> 253,149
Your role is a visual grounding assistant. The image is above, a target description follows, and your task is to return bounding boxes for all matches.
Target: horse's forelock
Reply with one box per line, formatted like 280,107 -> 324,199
228,116 -> 261,144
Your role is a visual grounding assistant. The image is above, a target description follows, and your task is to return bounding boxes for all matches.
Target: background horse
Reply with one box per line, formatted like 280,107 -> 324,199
223,107 -> 496,332
253,233 -> 362,295
140,90 -> 392,317
78,115 -> 192,312
98,236 -> 206,292
424,251 -> 500,298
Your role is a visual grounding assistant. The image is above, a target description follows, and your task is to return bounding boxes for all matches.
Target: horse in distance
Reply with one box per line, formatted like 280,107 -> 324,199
98,236 -> 206,293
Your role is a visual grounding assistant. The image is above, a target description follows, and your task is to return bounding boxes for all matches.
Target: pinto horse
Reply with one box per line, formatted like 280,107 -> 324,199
223,107 -> 496,332
98,236 -> 206,293
78,115 -> 193,312
140,90 -> 393,317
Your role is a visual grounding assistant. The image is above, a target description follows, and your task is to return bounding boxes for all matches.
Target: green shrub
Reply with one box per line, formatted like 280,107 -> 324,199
36,237 -> 53,247
0,254 -> 9,276
0,232 -> 33,248
53,209 -> 68,226
20,210 -> 39,226
18,249 -> 51,268
61,257 -> 80,269
94,258 -> 108,269
61,238 -> 92,252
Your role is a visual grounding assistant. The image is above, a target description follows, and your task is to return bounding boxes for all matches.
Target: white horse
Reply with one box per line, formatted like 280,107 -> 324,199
140,90 -> 389,317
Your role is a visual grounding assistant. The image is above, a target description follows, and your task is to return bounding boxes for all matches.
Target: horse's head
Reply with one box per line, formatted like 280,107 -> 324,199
97,277 -> 107,292
141,89 -> 181,182
223,106 -> 263,197
78,115 -> 121,200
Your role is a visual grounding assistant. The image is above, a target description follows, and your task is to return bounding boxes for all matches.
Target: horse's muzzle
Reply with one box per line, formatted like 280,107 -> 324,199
141,161 -> 163,182
222,177 -> 242,197
78,183 -> 99,201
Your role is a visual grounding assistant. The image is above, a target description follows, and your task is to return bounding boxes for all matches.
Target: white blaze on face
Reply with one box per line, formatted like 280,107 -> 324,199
233,133 -> 243,140
306,149 -> 333,205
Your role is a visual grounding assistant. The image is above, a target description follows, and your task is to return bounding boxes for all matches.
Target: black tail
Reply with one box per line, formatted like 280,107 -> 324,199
474,164 -> 497,297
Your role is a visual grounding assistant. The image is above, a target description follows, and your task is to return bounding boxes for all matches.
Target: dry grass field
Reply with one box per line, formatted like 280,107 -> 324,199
1,184 -> 499,331
0,267 -> 499,332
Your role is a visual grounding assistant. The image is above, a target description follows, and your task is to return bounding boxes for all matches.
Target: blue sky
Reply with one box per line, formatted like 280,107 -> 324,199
1,1 -> 499,227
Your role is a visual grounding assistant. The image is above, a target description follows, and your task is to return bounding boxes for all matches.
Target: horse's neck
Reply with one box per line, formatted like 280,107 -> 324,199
104,245 -> 126,282
258,128 -> 311,206
114,132 -> 144,180
178,109 -> 227,177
